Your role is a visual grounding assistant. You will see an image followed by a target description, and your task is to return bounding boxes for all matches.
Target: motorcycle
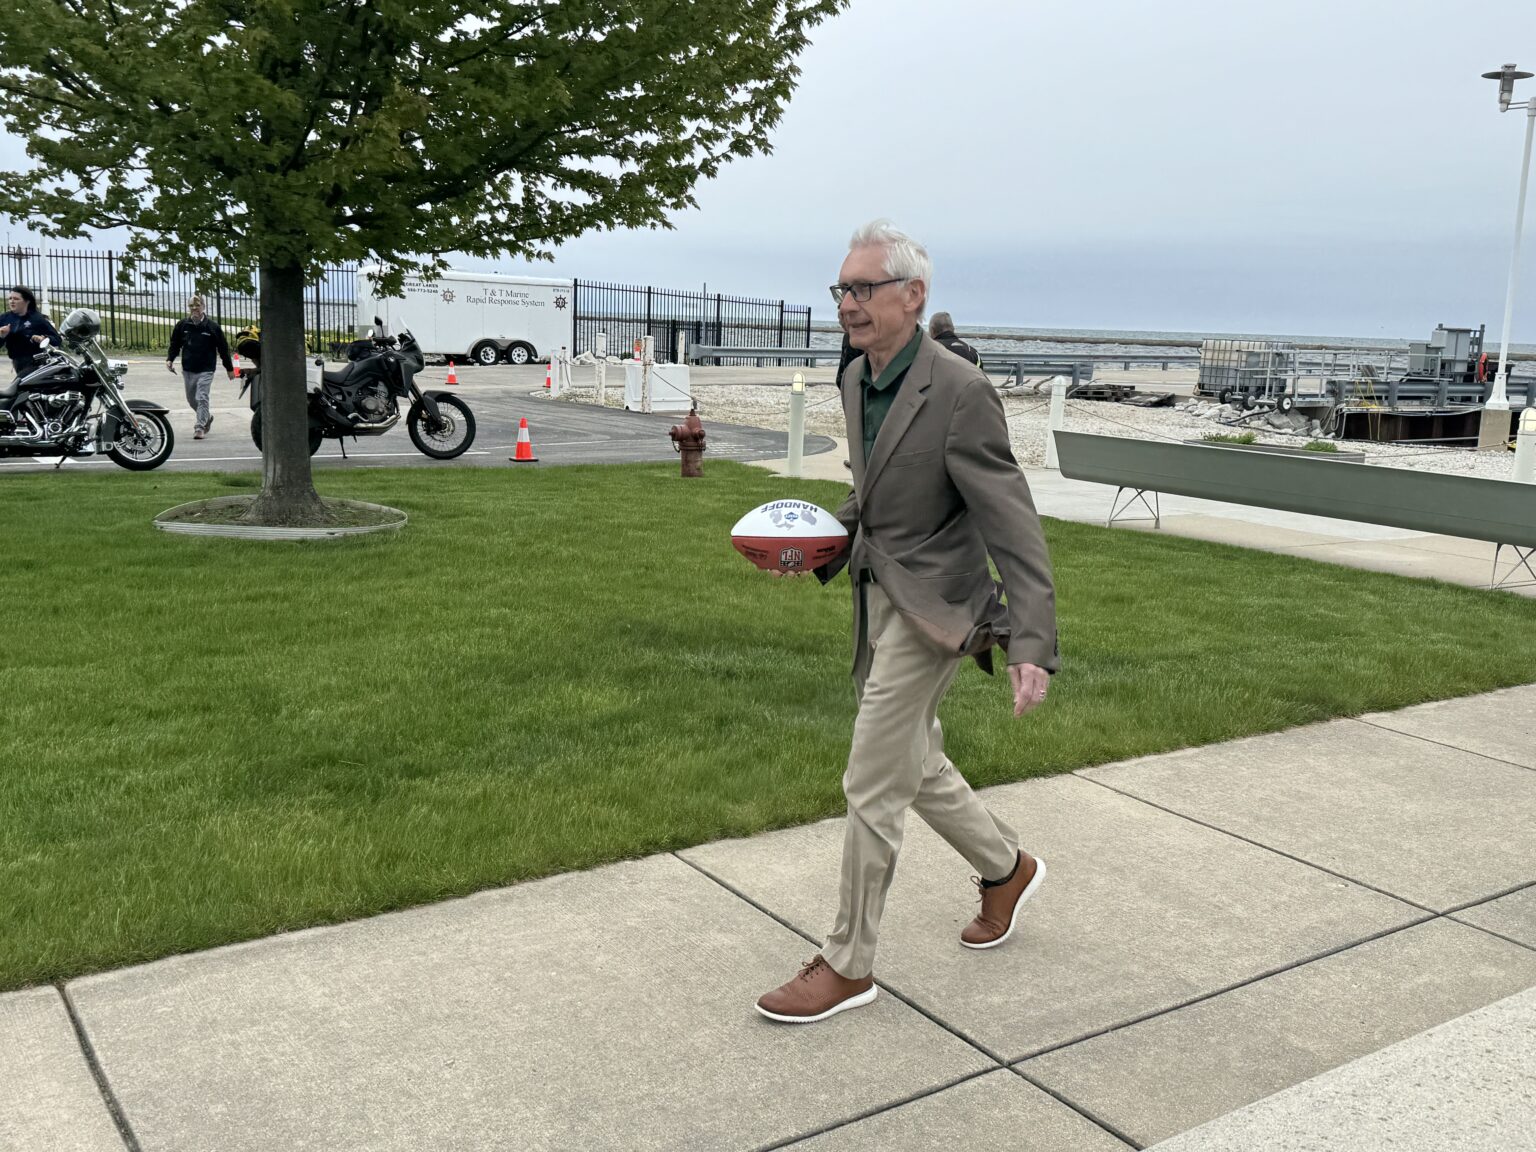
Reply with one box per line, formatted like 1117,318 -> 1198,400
0,307 -> 174,470
238,319 -> 476,460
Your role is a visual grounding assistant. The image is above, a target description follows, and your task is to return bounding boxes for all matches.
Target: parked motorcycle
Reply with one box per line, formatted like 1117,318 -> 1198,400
0,308 -> 174,470
238,320 -> 476,459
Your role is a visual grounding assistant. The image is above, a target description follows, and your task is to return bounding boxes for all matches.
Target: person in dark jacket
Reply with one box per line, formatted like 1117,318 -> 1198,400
1,286 -> 61,377
166,295 -> 234,439
928,311 -> 980,365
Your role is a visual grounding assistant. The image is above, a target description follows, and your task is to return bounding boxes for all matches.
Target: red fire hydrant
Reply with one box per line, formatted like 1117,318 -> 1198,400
669,408 -> 707,477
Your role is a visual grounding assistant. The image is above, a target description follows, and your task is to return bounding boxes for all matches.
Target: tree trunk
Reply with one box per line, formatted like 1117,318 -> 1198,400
245,261 -> 326,524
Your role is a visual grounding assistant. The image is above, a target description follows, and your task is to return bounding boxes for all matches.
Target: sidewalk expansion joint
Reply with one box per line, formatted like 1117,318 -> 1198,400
1447,919 -> 1536,955
57,982 -> 143,1152
675,851 -> 1008,1058
1006,1065 -> 1143,1150
1006,913 -> 1435,1067
753,1068 -> 995,1152
675,852 -> 1137,1152
1347,716 -> 1536,776
1073,772 -> 1441,914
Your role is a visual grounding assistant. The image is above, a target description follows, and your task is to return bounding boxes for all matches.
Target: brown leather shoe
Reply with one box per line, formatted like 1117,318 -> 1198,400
755,955 -> 877,1024
961,851 -> 1047,949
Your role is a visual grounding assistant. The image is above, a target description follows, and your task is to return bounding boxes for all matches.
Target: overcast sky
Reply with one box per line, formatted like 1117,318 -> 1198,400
4,0 -> 1536,339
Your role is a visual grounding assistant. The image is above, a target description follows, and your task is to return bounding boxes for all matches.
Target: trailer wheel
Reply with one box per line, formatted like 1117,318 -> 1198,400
504,342 -> 534,366
1277,394 -> 1295,412
471,341 -> 501,367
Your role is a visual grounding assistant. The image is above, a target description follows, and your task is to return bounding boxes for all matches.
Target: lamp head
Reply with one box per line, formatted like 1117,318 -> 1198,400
1483,63 -> 1533,111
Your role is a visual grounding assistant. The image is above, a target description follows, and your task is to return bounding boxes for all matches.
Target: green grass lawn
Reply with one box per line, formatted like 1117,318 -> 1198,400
4,463 -> 1535,991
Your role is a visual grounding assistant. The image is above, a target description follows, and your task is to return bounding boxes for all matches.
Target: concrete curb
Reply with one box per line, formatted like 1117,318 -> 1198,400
153,496 -> 407,540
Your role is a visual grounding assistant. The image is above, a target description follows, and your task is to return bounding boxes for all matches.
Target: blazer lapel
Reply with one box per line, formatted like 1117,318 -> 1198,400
862,338 -> 934,493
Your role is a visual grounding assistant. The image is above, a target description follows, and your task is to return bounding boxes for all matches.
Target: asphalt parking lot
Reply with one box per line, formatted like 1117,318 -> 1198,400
0,359 -> 835,473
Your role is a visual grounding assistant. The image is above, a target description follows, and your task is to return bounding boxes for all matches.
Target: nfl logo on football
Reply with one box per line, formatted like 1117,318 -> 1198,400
779,547 -> 804,569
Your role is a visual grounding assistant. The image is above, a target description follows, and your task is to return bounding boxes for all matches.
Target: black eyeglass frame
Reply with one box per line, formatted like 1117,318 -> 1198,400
828,277 -> 908,305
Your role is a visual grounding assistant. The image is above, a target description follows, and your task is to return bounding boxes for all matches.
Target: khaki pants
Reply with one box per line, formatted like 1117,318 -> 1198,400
822,582 -> 1019,979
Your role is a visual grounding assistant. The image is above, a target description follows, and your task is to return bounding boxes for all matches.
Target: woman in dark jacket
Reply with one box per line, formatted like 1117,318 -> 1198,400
1,286 -> 61,376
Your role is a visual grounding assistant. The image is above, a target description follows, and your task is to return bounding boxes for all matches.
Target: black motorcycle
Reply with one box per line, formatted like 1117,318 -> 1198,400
0,307 -> 174,470
239,321 -> 475,459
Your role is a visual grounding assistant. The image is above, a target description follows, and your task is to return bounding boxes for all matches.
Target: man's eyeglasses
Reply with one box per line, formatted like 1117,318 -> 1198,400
829,278 -> 906,305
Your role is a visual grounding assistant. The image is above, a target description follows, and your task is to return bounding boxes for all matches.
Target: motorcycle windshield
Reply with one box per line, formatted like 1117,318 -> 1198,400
397,330 -> 425,371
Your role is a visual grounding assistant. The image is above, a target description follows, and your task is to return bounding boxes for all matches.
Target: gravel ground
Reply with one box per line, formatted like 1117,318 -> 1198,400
555,366 -> 1523,480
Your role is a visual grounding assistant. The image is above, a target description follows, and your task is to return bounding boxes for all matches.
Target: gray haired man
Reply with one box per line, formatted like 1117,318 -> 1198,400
166,296 -> 233,439
756,221 -> 1058,1024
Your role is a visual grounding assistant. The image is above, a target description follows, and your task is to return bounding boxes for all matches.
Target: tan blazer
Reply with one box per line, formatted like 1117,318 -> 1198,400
823,332 -> 1058,680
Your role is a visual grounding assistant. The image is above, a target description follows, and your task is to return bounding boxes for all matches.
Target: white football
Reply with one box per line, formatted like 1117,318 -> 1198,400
731,499 -> 849,573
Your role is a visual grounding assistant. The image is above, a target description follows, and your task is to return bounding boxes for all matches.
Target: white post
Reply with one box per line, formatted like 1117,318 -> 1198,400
1515,408 -> 1536,483
1489,100 -> 1536,411
641,334 -> 655,414
787,371 -> 806,478
38,234 -> 50,314
676,329 -> 687,365
1044,376 -> 1066,468
595,331 -> 607,405
550,345 -> 565,398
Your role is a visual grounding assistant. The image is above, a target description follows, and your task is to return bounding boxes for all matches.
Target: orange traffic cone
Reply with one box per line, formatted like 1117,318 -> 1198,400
232,353 -> 241,379
544,358 -> 554,390
510,417 -> 538,463
446,360 -> 458,386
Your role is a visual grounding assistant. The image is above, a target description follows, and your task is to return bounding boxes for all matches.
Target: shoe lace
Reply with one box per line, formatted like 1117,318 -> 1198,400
970,875 -> 984,903
797,956 -> 828,981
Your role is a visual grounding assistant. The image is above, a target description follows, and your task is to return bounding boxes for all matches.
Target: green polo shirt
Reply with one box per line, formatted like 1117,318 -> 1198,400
861,326 -> 923,463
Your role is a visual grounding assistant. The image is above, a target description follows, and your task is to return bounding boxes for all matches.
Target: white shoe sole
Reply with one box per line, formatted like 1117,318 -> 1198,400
755,984 -> 878,1024
961,856 -> 1047,951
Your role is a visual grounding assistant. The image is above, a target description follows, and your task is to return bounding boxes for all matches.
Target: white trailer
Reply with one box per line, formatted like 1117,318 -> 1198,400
356,267 -> 574,367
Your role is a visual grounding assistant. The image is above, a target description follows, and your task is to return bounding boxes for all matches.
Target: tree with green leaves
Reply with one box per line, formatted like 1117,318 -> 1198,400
0,0 -> 843,522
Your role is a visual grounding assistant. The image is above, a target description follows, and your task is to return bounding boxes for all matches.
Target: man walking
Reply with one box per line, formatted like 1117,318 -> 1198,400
928,311 -> 981,365
756,221 -> 1058,1024
166,296 -> 233,439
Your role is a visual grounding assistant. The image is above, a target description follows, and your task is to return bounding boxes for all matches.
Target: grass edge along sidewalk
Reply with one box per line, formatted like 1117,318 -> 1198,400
3,463 -> 1535,992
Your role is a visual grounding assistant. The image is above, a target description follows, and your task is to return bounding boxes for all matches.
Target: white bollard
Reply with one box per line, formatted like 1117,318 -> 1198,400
1515,407 -> 1536,483
676,330 -> 687,365
641,335 -> 655,414
595,331 -> 607,405
1044,376 -> 1066,468
787,371 -> 806,478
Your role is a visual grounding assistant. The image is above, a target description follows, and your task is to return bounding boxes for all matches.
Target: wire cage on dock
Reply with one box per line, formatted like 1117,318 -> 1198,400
1196,340 -> 1297,400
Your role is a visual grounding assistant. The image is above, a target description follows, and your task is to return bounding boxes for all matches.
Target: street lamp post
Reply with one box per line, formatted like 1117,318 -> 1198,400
1482,64 -> 1536,418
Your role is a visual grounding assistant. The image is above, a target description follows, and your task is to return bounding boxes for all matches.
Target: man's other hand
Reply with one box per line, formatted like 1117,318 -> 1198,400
1008,662 -> 1049,717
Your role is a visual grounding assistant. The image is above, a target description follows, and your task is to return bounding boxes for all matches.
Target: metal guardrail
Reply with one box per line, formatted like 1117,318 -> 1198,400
688,347 -> 1198,373
981,353 -> 1200,373
688,345 -> 843,364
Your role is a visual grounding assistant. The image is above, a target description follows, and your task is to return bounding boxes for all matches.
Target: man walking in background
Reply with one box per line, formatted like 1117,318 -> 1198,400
166,296 -> 233,439
755,221 -> 1058,1024
928,311 -> 981,365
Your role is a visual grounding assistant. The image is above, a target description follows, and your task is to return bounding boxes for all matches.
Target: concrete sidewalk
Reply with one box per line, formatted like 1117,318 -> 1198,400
4,688 -> 1535,1151
748,438 -> 1535,597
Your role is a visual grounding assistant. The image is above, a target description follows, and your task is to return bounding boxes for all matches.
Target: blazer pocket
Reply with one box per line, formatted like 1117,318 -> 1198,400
921,573 -> 982,603
887,448 -> 937,469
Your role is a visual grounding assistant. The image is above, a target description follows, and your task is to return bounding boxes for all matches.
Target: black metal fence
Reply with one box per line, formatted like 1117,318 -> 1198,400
570,279 -> 811,363
0,246 -> 357,354
0,246 -> 813,362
